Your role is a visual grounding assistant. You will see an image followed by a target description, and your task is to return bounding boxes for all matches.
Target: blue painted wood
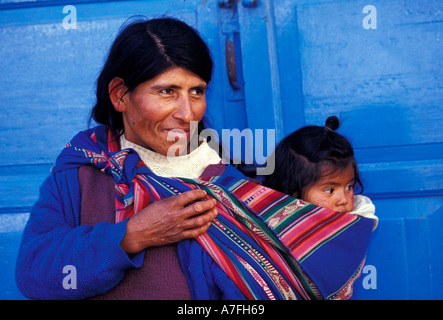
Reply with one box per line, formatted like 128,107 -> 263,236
428,205 -> 443,299
295,0 -> 442,151
272,0 -> 305,137
354,196 -> 443,299
0,164 -> 52,213
1,0 -> 442,300
0,232 -> 28,299
237,0 -> 285,140
355,218 -> 409,299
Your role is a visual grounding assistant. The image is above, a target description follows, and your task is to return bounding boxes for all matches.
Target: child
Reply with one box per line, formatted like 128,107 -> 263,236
264,116 -> 378,230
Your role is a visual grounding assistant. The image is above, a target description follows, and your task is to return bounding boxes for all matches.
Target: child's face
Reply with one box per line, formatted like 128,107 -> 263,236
303,164 -> 355,213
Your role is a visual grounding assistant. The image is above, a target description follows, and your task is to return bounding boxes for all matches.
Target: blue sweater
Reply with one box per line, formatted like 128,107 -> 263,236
15,166 -> 246,300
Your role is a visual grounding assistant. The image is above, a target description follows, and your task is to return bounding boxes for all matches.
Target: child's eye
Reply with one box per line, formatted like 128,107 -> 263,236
324,188 -> 334,194
346,184 -> 354,191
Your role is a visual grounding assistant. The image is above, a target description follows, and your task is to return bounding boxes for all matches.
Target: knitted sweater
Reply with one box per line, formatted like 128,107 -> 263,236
120,135 -> 223,179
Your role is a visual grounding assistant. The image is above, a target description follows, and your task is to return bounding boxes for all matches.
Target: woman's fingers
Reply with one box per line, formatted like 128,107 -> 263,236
167,189 -> 218,220
121,189 -> 219,254
169,190 -> 218,233
171,189 -> 208,208
180,206 -> 218,239
181,205 -> 218,232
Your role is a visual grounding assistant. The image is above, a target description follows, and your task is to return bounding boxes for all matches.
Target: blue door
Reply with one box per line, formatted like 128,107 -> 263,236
1,0 -> 442,299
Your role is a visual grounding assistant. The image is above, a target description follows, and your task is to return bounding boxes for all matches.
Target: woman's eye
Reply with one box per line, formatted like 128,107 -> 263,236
190,88 -> 205,96
161,88 -> 174,95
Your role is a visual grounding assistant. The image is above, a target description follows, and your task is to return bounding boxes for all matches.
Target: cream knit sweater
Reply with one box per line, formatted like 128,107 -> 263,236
120,135 -> 223,179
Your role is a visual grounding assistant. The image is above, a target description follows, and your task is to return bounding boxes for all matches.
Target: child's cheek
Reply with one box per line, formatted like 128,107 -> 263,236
314,198 -> 333,211
345,198 -> 355,213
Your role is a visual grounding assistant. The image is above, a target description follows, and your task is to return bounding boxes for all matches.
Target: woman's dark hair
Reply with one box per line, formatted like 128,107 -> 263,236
264,116 -> 363,198
89,17 -> 213,135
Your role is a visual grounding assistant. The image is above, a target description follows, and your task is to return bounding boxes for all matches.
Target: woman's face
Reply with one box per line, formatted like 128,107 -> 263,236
303,164 -> 355,213
116,66 -> 208,156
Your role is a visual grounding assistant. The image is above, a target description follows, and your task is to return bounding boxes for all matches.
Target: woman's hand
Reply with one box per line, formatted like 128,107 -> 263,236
120,189 -> 218,255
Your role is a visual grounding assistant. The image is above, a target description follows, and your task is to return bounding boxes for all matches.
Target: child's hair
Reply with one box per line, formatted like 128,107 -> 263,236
264,116 -> 363,198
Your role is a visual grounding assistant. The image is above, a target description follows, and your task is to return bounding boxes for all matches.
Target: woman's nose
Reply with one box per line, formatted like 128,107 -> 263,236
173,94 -> 194,123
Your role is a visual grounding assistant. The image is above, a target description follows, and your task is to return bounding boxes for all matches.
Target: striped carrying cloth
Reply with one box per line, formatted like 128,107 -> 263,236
54,125 -> 374,300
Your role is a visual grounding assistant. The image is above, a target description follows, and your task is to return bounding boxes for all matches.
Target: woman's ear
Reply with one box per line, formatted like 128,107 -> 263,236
108,77 -> 128,112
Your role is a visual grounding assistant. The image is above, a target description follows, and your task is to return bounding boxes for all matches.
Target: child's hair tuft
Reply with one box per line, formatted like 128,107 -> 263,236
325,116 -> 340,131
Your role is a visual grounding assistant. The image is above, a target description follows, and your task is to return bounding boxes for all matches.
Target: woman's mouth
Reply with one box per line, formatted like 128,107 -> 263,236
165,128 -> 191,142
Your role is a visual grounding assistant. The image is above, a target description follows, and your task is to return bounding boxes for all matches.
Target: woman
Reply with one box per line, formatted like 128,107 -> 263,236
16,17 -> 374,300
